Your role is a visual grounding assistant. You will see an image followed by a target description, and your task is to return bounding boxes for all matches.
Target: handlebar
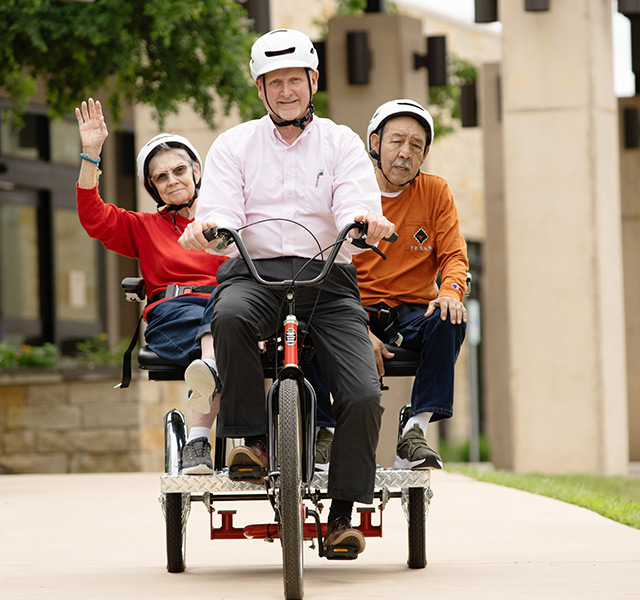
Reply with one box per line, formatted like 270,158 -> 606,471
203,222 -> 396,290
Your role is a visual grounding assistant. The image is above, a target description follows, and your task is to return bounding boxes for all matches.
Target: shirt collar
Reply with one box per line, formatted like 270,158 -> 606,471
268,114 -> 316,148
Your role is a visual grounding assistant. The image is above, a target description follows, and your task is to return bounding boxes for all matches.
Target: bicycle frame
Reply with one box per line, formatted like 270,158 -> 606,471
266,307 -> 318,491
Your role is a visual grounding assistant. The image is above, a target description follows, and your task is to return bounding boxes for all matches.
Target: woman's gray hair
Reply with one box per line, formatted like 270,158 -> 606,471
147,143 -> 192,173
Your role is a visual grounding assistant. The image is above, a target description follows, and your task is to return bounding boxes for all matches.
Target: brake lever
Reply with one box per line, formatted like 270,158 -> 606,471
203,227 -> 234,251
349,229 -> 397,260
350,237 -> 387,260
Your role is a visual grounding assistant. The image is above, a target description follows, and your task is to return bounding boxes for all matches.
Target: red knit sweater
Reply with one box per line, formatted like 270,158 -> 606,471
76,185 -> 227,319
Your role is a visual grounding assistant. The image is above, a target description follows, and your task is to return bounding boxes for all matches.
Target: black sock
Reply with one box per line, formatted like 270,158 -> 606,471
328,499 -> 353,523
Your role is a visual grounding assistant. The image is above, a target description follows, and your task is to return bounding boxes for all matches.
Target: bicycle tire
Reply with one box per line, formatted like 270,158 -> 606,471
407,487 -> 427,569
165,493 -> 186,573
278,378 -> 304,599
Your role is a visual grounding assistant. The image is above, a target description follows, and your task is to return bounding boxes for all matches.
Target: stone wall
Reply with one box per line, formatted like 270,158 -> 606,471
0,368 -> 188,474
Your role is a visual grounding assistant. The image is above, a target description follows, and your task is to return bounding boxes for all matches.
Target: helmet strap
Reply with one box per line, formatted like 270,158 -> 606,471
152,168 -> 200,230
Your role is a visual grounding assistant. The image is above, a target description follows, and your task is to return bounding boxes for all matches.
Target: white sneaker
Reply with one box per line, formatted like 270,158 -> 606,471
185,359 -> 221,414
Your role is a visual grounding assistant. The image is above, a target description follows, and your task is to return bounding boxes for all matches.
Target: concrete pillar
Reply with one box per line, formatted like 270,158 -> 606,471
479,62 -> 514,469
618,96 -> 640,461
500,0 -> 628,474
327,13 -> 428,142
101,137 -> 121,348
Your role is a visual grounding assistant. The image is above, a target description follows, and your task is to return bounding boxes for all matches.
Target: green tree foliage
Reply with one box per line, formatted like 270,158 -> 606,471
0,0 -> 263,127
428,54 -> 478,138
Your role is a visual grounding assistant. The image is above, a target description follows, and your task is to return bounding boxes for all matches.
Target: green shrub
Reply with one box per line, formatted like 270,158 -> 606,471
0,334 -> 131,371
0,342 -> 59,369
440,435 -> 491,463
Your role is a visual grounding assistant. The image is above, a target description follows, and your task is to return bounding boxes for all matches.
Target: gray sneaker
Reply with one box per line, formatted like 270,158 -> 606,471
181,437 -> 213,475
394,424 -> 443,470
185,359 -> 222,414
314,427 -> 333,472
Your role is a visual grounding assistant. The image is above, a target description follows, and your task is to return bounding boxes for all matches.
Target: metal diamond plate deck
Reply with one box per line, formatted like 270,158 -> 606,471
160,468 -> 431,495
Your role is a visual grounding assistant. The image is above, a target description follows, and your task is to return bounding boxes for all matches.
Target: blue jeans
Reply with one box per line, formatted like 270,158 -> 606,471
313,306 -> 466,425
144,292 -> 217,367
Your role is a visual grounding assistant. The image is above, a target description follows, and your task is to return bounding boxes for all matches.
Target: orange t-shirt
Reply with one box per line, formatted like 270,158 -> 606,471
353,172 -> 468,307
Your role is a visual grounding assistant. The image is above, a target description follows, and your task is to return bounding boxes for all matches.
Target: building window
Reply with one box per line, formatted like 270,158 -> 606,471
54,207 -> 99,324
0,113 -> 49,161
0,190 -> 42,345
0,107 -> 107,350
50,118 -> 82,166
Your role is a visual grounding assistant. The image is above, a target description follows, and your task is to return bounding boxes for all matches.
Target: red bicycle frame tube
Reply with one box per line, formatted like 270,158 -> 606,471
283,316 -> 298,367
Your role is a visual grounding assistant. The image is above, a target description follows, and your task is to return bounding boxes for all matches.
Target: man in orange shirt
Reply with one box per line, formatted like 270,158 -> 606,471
315,99 -> 468,471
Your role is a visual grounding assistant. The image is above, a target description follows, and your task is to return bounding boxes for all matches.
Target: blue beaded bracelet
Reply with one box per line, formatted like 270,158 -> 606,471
80,153 -> 101,164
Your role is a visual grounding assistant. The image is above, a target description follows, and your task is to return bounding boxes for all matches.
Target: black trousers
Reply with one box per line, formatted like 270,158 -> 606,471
211,257 -> 384,504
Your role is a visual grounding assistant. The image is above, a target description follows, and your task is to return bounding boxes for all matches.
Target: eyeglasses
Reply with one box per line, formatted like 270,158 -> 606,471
149,162 -> 192,185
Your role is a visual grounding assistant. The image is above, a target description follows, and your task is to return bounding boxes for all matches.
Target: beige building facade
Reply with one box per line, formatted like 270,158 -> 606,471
1,0 -> 636,474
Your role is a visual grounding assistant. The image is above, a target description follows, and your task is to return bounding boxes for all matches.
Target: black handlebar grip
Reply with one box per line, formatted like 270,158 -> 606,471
384,232 -> 398,243
202,228 -> 218,242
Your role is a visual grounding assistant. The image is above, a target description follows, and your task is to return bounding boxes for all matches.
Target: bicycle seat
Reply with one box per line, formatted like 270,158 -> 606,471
138,346 -> 186,381
381,345 -> 420,377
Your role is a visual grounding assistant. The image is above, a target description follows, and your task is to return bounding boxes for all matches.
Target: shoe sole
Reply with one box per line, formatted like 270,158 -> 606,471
228,447 -> 267,484
228,447 -> 266,468
324,531 -> 366,555
185,360 -> 215,414
394,455 -> 443,470
181,463 -> 214,475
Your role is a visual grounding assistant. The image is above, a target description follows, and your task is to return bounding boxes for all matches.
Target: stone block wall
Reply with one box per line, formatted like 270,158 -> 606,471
0,368 -> 188,474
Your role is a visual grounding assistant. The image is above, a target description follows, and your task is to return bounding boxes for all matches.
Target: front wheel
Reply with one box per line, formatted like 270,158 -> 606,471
407,487 -> 427,569
165,493 -> 187,573
278,378 -> 304,599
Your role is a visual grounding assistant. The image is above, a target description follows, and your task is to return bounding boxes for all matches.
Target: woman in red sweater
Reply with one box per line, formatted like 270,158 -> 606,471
75,98 -> 225,474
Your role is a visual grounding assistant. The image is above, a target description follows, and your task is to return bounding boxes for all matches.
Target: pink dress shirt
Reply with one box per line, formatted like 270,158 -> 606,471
196,115 -> 382,264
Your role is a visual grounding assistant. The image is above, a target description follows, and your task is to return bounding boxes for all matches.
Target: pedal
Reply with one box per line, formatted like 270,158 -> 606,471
228,464 -> 264,483
324,545 -> 359,560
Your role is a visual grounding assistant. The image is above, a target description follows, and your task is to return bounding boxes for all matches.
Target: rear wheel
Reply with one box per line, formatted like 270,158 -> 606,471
165,493 -> 186,573
278,378 -> 304,599
407,487 -> 427,568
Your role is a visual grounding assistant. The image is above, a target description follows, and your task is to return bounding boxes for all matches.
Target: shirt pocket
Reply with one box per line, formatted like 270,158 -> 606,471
302,166 -> 332,214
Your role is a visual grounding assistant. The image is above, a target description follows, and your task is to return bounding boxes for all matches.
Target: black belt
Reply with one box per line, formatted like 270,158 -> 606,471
154,284 -> 216,301
364,302 -> 429,345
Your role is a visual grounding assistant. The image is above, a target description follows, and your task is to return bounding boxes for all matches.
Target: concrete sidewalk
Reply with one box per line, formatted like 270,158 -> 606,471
1,470 -> 638,599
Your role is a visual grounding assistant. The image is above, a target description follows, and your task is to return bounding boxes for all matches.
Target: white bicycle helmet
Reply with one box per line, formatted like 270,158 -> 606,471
367,99 -> 435,159
250,29 -> 319,81
136,133 -> 202,207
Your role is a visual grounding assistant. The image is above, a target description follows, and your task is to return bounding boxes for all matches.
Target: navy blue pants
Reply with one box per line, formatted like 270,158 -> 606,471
314,306 -> 466,426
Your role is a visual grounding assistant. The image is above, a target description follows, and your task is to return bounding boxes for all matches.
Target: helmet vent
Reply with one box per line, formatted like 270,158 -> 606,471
265,47 -> 296,57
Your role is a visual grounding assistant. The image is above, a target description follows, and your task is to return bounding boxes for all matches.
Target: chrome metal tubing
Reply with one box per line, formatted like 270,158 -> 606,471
164,409 -> 187,475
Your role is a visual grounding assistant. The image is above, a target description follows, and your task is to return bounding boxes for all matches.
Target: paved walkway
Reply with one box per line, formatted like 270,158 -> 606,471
2,470 -> 639,599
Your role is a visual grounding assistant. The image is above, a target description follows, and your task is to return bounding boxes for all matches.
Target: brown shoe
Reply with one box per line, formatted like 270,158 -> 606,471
323,516 -> 365,559
228,440 -> 268,483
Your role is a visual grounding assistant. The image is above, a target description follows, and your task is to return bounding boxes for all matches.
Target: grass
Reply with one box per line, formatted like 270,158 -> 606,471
446,464 -> 640,530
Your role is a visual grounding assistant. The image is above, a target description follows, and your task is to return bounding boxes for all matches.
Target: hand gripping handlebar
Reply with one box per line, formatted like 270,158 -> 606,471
203,222 -> 396,290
